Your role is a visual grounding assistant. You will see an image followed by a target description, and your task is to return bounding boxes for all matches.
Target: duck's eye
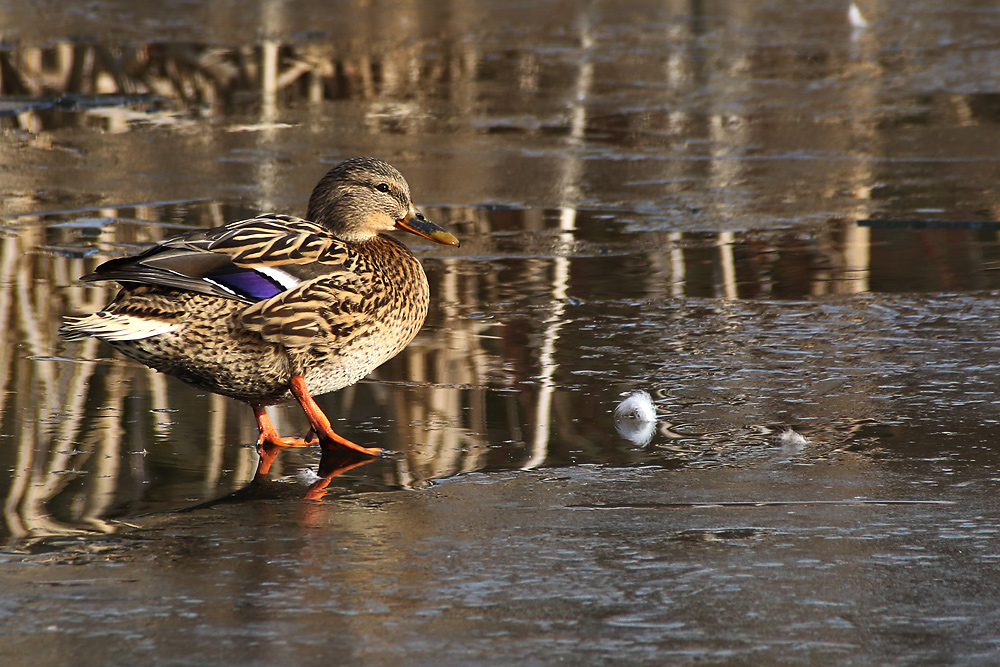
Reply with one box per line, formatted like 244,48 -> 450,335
375,183 -> 391,193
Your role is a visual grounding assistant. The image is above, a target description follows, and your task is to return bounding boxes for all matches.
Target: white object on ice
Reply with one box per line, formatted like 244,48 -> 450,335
848,2 -> 869,29
614,390 -> 657,423
776,427 -> 809,450
614,390 -> 658,446
297,467 -> 321,484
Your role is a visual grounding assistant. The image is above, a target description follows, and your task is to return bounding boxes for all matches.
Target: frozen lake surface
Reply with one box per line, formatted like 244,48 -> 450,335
2,1 -> 1000,664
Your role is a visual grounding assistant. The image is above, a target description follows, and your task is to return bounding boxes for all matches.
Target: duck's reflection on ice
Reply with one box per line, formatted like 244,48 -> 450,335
300,451 -> 377,501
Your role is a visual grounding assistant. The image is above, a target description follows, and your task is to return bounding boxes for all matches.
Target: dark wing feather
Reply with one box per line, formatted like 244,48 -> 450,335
83,246 -> 247,300
81,214 -> 346,303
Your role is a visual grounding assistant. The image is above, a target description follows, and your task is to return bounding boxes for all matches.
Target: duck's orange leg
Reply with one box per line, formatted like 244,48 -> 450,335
289,376 -> 383,457
253,406 -> 319,477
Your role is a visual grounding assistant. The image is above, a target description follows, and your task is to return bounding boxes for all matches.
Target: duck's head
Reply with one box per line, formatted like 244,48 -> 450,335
307,156 -> 460,247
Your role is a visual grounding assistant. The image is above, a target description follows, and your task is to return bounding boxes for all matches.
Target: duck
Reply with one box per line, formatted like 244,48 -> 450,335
60,156 -> 460,474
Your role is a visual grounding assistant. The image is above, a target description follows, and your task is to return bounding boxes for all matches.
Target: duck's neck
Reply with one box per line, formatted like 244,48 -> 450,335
354,235 -> 427,287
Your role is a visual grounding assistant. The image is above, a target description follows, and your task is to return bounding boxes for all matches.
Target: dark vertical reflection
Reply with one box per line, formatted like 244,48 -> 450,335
3,194 -> 999,539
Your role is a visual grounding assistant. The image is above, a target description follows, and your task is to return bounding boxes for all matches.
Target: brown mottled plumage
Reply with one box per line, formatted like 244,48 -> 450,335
60,157 -> 460,471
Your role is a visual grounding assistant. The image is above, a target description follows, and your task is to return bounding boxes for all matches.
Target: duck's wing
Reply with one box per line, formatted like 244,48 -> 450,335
82,214 -> 351,303
240,272 -> 382,349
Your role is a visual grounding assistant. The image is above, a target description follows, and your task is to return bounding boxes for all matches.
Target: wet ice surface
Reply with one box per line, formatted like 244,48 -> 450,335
3,0 -> 1000,664
11,216 -> 1000,667
4,466 -> 1000,665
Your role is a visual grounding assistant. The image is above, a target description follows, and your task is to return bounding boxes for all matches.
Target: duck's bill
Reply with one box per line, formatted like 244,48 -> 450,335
396,211 -> 461,247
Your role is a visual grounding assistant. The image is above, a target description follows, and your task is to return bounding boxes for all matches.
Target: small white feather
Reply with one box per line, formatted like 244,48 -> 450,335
776,428 -> 809,449
297,467 -> 321,484
848,2 -> 868,29
613,390 -> 658,446
614,390 -> 657,423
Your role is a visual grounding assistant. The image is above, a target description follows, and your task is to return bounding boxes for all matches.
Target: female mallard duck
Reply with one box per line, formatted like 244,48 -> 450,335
60,156 -> 460,472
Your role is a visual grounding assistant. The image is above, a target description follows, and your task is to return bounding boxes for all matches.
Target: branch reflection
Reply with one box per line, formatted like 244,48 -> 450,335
3,193 -> 994,542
